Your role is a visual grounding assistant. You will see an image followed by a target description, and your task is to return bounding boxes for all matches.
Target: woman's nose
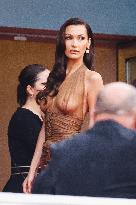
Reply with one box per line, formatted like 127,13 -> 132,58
71,39 -> 78,47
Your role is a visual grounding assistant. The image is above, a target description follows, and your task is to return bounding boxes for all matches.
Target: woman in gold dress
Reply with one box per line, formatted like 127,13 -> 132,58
23,17 -> 103,193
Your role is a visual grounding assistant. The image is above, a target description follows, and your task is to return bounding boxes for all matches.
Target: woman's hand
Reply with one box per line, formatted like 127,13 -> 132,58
23,171 -> 36,193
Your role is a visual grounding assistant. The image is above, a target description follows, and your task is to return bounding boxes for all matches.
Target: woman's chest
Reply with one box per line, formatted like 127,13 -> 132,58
49,77 -> 85,115
56,88 -> 84,113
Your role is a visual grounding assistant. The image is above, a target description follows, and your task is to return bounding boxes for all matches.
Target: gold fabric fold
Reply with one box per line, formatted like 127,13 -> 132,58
40,65 -> 86,167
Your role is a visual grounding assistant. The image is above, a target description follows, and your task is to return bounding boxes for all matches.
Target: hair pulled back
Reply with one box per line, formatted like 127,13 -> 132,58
17,64 -> 46,106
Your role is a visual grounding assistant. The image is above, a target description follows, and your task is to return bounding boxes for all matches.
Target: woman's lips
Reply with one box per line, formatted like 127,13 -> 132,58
70,50 -> 79,54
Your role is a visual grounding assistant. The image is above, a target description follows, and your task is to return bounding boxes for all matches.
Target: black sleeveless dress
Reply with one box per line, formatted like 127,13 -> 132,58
3,107 -> 42,193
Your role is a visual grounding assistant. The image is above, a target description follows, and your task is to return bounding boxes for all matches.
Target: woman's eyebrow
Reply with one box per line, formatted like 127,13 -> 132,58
65,33 -> 85,36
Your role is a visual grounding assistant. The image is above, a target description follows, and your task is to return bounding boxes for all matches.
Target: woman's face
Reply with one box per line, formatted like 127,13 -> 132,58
32,69 -> 50,97
64,25 -> 90,61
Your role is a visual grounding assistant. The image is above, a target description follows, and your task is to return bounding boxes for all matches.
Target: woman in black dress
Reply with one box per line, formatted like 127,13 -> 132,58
3,64 -> 49,192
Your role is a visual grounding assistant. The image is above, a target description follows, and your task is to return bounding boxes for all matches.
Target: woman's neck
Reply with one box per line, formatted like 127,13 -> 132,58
66,59 -> 83,75
22,98 -> 43,121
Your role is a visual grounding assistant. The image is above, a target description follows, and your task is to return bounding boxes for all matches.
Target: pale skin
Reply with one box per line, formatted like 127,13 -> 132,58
23,24 -> 103,193
23,122 -> 45,193
23,70 -> 50,120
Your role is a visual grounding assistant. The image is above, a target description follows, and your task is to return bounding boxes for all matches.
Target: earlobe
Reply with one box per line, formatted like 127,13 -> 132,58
131,114 -> 136,129
88,38 -> 91,47
134,118 -> 136,129
86,38 -> 91,53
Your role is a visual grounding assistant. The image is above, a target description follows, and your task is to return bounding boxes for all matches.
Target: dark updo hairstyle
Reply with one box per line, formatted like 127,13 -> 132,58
37,17 -> 94,101
17,64 -> 46,106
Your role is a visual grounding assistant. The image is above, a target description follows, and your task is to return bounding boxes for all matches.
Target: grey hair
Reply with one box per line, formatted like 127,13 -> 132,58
95,83 -> 136,116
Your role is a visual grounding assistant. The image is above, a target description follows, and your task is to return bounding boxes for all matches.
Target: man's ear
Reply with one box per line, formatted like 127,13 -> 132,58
134,115 -> 136,129
130,112 -> 136,129
93,112 -> 97,123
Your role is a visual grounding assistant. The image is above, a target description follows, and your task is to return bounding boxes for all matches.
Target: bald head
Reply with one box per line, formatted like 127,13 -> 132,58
95,82 -> 136,116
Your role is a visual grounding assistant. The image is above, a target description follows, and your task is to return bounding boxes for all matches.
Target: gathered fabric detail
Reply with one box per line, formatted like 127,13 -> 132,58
39,64 -> 87,167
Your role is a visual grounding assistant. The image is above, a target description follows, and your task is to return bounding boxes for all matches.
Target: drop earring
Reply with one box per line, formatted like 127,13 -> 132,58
86,48 -> 89,54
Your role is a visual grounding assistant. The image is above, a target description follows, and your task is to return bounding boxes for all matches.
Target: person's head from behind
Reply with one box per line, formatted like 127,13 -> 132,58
56,17 -> 94,69
95,82 -> 136,129
17,64 -> 50,106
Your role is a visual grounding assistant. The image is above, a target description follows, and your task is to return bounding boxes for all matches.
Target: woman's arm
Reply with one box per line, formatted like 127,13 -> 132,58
23,121 -> 45,193
86,71 -> 103,128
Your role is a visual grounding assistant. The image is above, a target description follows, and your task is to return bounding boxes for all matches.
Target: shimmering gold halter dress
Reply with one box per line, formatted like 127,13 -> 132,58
40,64 -> 87,167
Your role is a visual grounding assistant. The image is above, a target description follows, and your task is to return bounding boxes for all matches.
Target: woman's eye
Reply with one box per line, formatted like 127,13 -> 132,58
78,36 -> 85,41
65,36 -> 72,40
65,36 -> 85,41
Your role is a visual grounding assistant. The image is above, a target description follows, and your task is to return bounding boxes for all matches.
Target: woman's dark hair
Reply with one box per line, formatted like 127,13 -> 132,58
37,17 -> 94,100
17,64 -> 46,106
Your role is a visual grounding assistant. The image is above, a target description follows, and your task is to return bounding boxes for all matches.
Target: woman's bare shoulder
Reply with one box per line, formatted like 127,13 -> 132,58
85,70 -> 103,83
